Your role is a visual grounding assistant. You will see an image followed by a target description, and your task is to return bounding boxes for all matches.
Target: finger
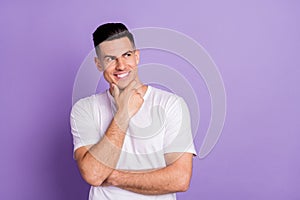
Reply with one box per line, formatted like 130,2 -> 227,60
133,89 -> 142,97
111,84 -> 119,98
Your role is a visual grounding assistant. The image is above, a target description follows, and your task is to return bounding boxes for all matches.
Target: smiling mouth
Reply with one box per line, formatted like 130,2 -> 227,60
115,71 -> 130,79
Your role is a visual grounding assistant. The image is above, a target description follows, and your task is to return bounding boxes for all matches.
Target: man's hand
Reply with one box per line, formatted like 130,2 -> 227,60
112,81 -> 144,131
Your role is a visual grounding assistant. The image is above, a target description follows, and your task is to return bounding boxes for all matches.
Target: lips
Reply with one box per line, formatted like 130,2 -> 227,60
114,71 -> 130,79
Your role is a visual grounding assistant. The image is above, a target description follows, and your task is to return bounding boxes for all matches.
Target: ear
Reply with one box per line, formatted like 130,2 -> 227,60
134,49 -> 140,65
94,57 -> 104,71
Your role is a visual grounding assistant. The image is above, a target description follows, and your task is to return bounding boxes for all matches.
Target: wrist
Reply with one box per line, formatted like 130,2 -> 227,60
114,111 -> 130,132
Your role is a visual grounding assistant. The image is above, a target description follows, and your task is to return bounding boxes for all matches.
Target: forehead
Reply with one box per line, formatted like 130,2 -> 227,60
99,37 -> 133,57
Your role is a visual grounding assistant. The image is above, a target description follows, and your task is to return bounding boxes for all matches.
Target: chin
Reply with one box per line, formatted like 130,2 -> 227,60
115,82 -> 130,90
115,78 -> 135,90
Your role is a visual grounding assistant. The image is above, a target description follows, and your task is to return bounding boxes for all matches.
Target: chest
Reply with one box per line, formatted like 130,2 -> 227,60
97,102 -> 168,170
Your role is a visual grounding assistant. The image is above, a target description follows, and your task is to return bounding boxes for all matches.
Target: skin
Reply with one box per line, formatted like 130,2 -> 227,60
74,37 -> 193,194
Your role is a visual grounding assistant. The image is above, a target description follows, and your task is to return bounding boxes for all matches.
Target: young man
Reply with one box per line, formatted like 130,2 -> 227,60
70,23 -> 196,200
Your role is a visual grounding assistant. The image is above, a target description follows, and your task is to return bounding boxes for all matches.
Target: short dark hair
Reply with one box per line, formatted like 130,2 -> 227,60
92,23 -> 135,55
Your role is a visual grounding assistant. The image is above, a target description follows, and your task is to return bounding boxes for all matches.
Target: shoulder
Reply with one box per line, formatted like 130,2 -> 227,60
149,86 -> 184,106
71,92 -> 108,114
148,86 -> 190,117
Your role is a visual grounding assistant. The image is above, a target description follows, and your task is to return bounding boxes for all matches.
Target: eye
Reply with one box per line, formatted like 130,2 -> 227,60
124,52 -> 132,58
105,57 -> 114,63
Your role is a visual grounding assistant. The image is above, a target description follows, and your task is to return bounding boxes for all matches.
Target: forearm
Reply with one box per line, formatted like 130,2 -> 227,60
87,114 -> 128,168
105,160 -> 191,195
119,185 -> 164,195
116,168 -> 183,195
78,114 -> 128,186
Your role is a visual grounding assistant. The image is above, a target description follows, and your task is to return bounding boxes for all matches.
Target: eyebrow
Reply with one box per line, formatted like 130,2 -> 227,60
103,50 -> 135,60
103,55 -> 116,60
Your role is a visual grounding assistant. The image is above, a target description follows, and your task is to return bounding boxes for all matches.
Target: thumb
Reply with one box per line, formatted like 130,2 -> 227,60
111,84 -> 119,98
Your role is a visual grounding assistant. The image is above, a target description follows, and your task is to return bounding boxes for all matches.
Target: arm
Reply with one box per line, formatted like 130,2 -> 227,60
103,96 -> 196,195
74,81 -> 144,186
104,152 -> 194,195
74,116 -> 127,187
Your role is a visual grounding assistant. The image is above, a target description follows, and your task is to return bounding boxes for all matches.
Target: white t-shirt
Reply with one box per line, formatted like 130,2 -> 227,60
70,86 -> 196,200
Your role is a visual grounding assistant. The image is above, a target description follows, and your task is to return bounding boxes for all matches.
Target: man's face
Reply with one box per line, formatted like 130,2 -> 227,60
96,37 -> 140,90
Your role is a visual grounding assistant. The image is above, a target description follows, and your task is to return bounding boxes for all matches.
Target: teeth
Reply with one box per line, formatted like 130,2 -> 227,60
117,72 -> 129,78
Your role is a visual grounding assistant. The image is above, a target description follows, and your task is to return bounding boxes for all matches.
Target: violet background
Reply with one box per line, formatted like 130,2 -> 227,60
1,0 -> 300,199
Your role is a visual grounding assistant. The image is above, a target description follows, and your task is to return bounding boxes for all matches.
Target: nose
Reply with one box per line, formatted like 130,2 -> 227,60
115,57 -> 126,70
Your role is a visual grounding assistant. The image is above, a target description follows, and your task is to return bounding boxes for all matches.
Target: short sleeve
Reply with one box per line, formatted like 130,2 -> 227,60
163,96 -> 196,155
70,97 -> 101,152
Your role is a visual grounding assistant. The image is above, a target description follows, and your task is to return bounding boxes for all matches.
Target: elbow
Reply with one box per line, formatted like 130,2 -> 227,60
179,182 -> 190,192
79,165 -> 105,187
83,173 -> 104,187
177,174 -> 191,192
75,149 -> 109,187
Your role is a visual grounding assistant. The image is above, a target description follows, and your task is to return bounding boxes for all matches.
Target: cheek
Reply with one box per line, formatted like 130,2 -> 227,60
129,60 -> 138,69
103,70 -> 113,81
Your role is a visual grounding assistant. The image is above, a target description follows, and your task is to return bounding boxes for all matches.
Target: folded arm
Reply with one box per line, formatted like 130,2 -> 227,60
74,115 -> 127,187
103,152 -> 194,195
74,82 -> 144,186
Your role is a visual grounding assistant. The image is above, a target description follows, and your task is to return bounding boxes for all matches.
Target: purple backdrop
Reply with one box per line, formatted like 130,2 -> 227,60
1,0 -> 299,199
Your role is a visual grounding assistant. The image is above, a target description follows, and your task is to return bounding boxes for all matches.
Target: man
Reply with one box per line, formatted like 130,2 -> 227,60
70,23 -> 196,200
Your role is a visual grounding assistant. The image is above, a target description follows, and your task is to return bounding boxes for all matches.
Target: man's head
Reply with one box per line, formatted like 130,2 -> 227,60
93,23 -> 135,55
93,23 -> 140,90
